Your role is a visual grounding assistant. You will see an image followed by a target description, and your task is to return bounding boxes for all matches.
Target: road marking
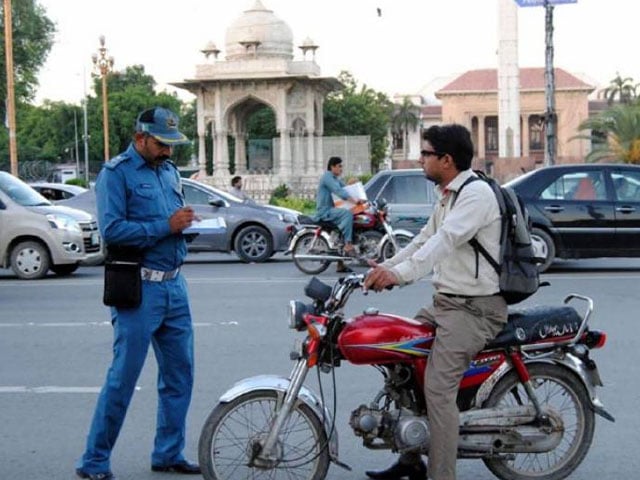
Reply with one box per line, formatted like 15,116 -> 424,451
0,386 -> 141,394
0,322 -> 227,328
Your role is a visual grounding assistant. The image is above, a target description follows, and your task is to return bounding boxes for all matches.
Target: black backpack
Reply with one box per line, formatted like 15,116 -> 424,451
455,171 -> 544,305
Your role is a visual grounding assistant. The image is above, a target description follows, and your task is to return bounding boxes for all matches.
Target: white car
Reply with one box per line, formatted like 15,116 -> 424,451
29,182 -> 88,201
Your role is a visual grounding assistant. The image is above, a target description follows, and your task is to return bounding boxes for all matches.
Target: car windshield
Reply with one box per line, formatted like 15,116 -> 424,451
0,172 -> 51,207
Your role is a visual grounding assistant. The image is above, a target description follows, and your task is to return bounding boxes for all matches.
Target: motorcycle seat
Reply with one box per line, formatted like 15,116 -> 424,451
486,305 -> 582,349
299,215 -> 339,232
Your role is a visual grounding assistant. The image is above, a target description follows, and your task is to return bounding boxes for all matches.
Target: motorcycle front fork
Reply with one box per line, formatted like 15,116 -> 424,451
254,359 -> 310,465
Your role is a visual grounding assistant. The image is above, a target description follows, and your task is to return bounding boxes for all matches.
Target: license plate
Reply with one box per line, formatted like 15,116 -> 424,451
91,232 -> 100,246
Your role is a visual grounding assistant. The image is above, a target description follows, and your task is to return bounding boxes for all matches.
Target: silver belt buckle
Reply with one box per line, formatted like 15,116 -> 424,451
150,269 -> 164,282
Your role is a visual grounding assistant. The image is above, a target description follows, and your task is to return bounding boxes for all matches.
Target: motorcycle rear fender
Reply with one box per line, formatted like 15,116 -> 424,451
381,228 -> 414,244
288,228 -> 334,252
475,355 -> 614,422
218,374 -> 342,463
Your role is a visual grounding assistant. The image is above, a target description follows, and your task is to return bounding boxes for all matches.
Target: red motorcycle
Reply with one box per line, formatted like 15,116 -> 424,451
198,274 -> 614,480
288,199 -> 414,274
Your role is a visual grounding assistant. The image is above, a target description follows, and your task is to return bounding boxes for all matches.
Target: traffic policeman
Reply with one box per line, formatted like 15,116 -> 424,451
76,107 -> 200,479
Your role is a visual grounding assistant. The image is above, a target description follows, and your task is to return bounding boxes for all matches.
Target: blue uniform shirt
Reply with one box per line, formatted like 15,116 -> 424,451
316,171 -> 349,218
96,143 -> 187,271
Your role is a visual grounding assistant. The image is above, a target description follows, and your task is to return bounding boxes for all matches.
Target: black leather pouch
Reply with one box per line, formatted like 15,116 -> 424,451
103,245 -> 143,308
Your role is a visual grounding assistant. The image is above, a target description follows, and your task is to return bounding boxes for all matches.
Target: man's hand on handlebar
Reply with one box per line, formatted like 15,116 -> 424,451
364,265 -> 399,292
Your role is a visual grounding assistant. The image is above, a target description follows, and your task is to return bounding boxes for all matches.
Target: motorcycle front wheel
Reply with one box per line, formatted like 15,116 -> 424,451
380,233 -> 413,261
292,232 -> 331,274
199,390 -> 330,480
482,363 -> 595,480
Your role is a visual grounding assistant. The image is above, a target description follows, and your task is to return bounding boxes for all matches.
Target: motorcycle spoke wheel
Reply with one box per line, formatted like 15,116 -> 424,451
292,233 -> 331,275
483,363 -> 595,480
199,390 -> 330,480
381,233 -> 412,261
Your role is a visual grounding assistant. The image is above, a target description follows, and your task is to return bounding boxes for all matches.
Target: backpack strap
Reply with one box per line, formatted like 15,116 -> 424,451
452,172 -> 502,276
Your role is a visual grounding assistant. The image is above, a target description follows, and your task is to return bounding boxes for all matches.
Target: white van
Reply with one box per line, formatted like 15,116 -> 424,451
0,171 -> 103,279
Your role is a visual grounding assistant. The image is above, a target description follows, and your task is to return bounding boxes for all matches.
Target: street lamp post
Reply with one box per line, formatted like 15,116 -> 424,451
92,35 -> 114,162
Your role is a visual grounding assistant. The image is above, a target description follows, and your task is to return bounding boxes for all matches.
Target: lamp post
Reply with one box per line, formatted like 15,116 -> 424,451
92,35 -> 114,162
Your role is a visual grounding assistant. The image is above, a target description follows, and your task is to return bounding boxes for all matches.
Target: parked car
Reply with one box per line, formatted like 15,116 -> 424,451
59,178 -> 301,263
29,182 -> 88,201
0,172 -> 102,279
364,169 -> 435,234
505,163 -> 640,271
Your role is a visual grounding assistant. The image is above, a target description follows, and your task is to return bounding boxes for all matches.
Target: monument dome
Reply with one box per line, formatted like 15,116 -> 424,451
225,0 -> 293,61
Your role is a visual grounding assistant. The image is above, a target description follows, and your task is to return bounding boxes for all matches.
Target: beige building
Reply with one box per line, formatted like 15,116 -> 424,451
421,67 -> 595,181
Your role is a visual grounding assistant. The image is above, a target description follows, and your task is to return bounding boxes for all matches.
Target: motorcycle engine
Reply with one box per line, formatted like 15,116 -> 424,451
350,405 -> 430,453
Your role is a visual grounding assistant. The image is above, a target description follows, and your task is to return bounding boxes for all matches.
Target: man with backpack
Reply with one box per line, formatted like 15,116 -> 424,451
364,124 -> 509,480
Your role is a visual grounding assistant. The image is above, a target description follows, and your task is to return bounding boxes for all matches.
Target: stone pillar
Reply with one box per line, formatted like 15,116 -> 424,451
305,130 -> 315,175
196,92 -> 207,177
478,115 -> 486,160
315,132 -> 324,175
235,131 -> 247,174
521,114 -> 530,157
278,128 -> 292,177
213,128 -> 229,177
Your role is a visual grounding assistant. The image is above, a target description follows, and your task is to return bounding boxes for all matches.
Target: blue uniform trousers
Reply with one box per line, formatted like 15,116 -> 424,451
78,274 -> 194,473
319,207 -> 353,243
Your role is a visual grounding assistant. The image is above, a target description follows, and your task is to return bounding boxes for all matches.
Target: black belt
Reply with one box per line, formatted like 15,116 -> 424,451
440,293 -> 474,299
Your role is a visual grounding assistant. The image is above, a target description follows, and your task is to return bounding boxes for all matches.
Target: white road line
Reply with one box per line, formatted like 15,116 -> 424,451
0,386 -> 141,394
0,322 -> 225,328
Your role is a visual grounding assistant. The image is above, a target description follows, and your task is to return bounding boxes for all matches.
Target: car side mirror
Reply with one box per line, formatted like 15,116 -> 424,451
208,197 -> 225,208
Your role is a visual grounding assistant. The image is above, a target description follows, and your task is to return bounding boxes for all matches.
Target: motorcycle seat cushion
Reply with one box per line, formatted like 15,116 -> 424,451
486,305 -> 582,349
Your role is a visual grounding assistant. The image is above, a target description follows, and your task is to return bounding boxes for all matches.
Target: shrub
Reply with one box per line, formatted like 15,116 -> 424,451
66,178 -> 88,188
271,197 -> 316,215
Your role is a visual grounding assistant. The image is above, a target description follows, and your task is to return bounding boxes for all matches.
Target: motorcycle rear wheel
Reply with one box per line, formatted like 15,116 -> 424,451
292,233 -> 331,274
482,363 -> 595,480
198,390 -> 330,480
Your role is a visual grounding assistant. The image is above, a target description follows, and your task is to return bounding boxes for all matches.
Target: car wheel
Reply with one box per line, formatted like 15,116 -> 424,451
531,227 -> 555,273
50,264 -> 79,276
234,225 -> 273,263
10,240 -> 51,280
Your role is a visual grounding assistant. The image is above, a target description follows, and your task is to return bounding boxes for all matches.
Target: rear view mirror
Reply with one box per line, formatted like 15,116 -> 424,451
208,197 -> 225,208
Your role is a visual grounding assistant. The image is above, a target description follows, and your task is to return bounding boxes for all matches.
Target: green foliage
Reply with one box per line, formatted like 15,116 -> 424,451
575,104 -> 640,164
66,178 -> 88,188
392,96 -> 420,159
270,183 -> 290,200
599,73 -> 639,106
0,0 -> 55,108
270,196 -> 316,215
324,71 -> 393,171
246,106 -> 277,139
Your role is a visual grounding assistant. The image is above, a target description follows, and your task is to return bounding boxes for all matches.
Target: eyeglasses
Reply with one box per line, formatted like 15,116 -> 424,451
420,149 -> 445,158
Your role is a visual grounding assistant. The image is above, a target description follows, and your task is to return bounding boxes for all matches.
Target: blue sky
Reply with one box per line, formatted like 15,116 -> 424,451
35,0 -> 637,104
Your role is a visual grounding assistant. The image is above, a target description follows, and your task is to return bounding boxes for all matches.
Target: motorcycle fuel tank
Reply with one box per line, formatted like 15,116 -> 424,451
338,313 -> 435,364
353,212 -> 377,228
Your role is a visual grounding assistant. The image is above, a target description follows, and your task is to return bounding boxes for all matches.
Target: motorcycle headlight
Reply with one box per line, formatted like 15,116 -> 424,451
46,213 -> 81,233
288,300 -> 313,331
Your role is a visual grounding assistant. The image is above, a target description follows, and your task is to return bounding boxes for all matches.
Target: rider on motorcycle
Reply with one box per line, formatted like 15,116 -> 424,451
315,156 -> 365,273
364,125 -> 507,480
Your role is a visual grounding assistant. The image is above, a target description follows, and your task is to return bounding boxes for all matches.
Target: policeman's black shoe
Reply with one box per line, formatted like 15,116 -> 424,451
151,460 -> 201,474
365,459 -> 427,480
75,468 -> 115,480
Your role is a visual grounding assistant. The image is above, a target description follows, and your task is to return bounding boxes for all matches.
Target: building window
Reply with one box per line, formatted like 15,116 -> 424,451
529,115 -> 544,151
485,116 -> 498,152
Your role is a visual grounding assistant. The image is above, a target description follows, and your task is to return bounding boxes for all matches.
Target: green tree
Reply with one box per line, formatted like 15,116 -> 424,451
86,64 -> 191,169
576,104 -> 640,164
324,71 -> 393,171
392,96 -> 420,160
599,73 -> 638,106
0,0 -> 55,108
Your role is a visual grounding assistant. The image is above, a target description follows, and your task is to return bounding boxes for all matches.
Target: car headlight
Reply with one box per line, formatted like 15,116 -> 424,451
46,213 -> 82,233
277,212 -> 298,224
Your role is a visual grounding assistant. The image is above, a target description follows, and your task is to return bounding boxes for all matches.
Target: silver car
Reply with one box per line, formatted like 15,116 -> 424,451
59,178 -> 301,263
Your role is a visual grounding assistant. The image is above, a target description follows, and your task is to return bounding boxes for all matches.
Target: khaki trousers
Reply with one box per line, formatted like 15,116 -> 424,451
403,293 -> 507,480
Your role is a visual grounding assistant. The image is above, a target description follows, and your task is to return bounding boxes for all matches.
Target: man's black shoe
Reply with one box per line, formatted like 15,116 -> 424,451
75,468 -> 115,480
336,262 -> 354,273
365,459 -> 427,480
151,460 -> 201,474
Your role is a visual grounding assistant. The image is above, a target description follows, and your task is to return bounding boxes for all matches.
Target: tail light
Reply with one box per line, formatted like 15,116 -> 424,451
583,330 -> 607,349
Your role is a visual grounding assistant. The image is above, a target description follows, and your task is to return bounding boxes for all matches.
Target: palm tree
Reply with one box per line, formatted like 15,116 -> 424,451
576,105 -> 640,164
599,74 -> 638,105
392,97 -> 419,160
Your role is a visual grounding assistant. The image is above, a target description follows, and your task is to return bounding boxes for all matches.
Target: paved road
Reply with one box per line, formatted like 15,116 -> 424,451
0,254 -> 638,479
